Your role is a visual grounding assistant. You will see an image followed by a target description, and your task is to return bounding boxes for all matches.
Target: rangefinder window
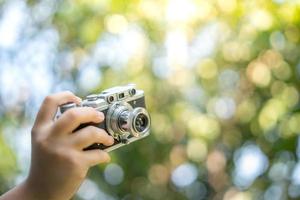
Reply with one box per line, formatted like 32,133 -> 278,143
119,93 -> 125,99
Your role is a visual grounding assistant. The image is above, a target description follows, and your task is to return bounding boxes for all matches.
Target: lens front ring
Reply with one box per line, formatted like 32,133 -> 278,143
129,107 -> 151,137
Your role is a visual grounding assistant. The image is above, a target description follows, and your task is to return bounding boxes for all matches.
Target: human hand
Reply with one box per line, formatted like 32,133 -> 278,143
24,91 -> 114,200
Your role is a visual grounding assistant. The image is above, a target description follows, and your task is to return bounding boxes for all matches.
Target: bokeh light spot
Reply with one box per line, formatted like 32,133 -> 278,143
233,144 -> 269,188
206,150 -> 226,174
187,138 -> 207,162
247,61 -> 271,88
259,99 -> 286,131
197,59 -> 218,80
217,0 -> 237,13
171,163 -> 198,188
105,14 -> 128,34
249,9 -> 273,30
148,164 -> 169,186
214,97 -> 236,120
188,115 -> 220,141
104,163 -> 124,186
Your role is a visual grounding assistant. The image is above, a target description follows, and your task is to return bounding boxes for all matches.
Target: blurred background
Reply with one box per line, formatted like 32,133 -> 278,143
0,0 -> 300,199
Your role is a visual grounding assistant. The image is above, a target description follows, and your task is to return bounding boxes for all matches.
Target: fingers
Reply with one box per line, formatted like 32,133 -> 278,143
83,150 -> 111,167
35,91 -> 81,126
70,126 -> 114,149
53,107 -> 104,135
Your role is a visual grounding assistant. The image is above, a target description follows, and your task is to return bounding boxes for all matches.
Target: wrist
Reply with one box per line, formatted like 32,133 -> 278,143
24,174 -> 72,200
0,179 -> 47,200
21,178 -> 44,200
22,177 -> 55,200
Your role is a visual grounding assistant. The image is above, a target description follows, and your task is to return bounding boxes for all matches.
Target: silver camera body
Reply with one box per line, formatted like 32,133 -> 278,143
60,84 -> 151,152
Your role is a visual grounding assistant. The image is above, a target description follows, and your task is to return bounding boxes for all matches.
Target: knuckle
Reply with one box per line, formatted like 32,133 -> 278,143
63,91 -> 74,97
43,95 -> 55,104
80,107 -> 92,116
101,133 -> 110,143
91,127 -> 105,138
85,127 -> 98,139
86,107 -> 97,114
66,109 -> 78,121
89,126 -> 100,134
99,130 -> 109,139
82,109 -> 100,122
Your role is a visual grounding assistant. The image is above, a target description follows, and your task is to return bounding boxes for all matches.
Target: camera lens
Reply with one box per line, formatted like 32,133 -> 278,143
118,111 -> 130,131
134,113 -> 149,132
106,102 -> 151,139
129,107 -> 150,137
117,108 -> 150,137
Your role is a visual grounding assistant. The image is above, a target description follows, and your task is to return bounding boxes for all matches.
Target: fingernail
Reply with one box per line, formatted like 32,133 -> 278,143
76,97 -> 82,104
106,155 -> 111,163
97,112 -> 105,119
109,136 -> 114,145
103,153 -> 111,163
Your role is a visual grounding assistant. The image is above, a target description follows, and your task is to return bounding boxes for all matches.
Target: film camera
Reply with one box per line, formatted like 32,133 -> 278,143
60,84 -> 151,152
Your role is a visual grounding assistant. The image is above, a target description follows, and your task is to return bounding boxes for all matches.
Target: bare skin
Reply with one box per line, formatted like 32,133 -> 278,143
0,91 -> 114,200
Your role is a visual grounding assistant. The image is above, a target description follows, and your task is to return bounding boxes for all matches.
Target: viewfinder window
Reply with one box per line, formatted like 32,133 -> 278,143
119,93 -> 125,99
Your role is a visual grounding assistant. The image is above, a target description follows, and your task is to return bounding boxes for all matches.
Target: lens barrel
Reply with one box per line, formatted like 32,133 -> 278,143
134,113 -> 149,132
129,107 -> 150,137
106,102 -> 151,140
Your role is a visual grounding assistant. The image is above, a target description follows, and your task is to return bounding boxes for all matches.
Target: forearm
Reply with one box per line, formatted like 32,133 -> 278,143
0,179 -> 61,200
0,181 -> 36,200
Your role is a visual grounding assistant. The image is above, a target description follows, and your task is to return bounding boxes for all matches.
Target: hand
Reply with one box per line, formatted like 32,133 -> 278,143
0,91 -> 114,200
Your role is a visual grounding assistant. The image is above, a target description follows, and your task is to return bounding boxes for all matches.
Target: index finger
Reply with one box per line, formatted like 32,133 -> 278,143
34,91 -> 81,126
52,107 -> 105,135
